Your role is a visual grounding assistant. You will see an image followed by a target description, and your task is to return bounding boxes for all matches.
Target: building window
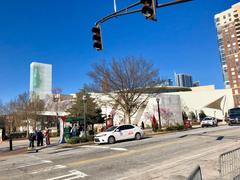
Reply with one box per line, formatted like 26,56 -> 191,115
232,72 -> 236,75
235,89 -> 238,94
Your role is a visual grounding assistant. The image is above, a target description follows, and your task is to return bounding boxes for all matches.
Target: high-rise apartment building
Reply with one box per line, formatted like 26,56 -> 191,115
215,3 -> 240,106
30,62 -> 52,99
175,73 -> 193,87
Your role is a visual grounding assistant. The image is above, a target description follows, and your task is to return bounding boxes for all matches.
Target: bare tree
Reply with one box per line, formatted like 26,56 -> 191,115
14,92 -> 45,136
0,100 -> 20,134
88,57 -> 159,124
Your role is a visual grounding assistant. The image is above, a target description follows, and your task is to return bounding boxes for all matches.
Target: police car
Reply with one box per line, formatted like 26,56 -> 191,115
94,124 -> 144,144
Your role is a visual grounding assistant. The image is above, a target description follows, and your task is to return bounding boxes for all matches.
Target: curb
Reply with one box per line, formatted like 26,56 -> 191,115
143,126 -> 201,137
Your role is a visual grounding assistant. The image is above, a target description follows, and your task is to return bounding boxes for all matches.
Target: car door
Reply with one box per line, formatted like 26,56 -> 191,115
124,125 -> 135,139
113,125 -> 126,141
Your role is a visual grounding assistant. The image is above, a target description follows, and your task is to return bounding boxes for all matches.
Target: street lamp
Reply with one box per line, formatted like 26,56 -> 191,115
82,95 -> 87,138
156,97 -> 162,130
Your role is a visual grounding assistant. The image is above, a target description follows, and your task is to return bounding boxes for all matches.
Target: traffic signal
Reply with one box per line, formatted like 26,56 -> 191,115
92,26 -> 103,51
141,0 -> 156,20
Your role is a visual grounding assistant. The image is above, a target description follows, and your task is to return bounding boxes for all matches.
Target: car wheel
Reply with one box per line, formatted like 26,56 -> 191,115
108,136 -> 115,144
228,123 -> 232,126
135,133 -> 141,140
201,125 -> 204,128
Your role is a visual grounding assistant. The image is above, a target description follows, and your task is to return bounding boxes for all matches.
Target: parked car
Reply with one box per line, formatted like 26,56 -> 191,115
201,117 -> 218,127
94,124 -> 144,144
183,119 -> 192,129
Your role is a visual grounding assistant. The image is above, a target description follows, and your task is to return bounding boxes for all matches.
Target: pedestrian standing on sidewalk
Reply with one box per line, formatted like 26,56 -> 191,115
44,127 -> 50,146
141,121 -> 145,130
71,124 -> 77,137
79,125 -> 83,137
28,130 -> 36,149
36,129 -> 43,147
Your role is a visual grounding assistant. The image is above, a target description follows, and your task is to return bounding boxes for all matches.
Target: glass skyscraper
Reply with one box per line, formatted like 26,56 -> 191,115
175,73 -> 193,87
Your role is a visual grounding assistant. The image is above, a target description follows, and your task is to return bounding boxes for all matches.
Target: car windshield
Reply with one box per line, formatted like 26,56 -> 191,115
106,126 -> 118,132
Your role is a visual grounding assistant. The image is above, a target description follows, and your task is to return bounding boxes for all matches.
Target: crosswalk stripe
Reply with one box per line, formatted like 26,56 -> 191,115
46,170 -> 88,180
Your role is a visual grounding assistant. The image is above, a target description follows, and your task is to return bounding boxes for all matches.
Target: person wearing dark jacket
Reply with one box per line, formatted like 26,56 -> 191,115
36,130 -> 43,146
28,131 -> 36,148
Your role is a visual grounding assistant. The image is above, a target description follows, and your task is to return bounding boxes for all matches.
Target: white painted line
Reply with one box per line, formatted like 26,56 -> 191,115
82,145 -> 109,149
110,148 -> 128,151
46,169 -> 88,180
82,145 -> 128,151
30,165 -> 66,174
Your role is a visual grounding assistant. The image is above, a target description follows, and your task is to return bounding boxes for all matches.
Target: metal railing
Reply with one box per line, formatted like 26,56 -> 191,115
219,147 -> 240,179
187,165 -> 202,180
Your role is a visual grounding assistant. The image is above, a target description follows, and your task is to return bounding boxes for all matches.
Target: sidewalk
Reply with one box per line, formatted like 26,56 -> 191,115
0,137 -> 60,157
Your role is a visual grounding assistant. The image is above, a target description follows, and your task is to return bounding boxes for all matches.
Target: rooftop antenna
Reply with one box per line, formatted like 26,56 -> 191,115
114,0 -> 117,13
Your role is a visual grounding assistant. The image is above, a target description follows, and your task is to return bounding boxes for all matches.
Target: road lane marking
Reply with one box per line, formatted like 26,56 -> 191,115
67,136 -> 202,167
81,145 -> 110,149
110,147 -> 128,151
46,170 -> 88,180
30,165 -> 66,174
82,145 -> 128,151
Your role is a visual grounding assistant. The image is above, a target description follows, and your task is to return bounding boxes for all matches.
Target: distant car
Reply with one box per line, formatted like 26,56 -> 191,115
228,107 -> 240,125
183,119 -> 192,129
94,124 -> 144,144
201,117 -> 218,127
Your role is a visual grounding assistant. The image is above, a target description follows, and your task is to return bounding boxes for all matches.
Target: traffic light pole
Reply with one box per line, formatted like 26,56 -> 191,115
92,0 -> 192,50
95,0 -> 192,26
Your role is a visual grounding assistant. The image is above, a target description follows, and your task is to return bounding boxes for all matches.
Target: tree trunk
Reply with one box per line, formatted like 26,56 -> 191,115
125,112 -> 131,124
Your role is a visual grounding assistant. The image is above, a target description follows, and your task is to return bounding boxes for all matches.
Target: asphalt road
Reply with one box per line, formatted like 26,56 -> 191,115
1,126 -> 240,180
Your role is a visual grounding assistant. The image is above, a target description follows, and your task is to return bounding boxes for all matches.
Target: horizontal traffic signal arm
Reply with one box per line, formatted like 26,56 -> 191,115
95,0 -> 192,26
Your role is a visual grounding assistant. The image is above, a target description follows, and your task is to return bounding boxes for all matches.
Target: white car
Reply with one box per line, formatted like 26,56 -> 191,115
94,124 -> 144,144
201,117 -> 218,127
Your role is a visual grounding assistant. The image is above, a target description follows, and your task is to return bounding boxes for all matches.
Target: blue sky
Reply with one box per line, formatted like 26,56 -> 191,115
0,0 -> 238,102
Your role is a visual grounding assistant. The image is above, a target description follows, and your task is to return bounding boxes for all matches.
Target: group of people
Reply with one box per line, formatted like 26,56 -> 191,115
69,124 -> 84,137
28,127 -> 50,149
